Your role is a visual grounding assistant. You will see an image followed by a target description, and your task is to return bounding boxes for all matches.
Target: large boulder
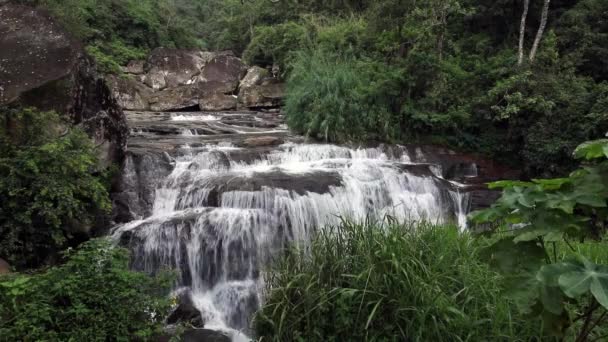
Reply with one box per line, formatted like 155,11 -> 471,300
238,82 -> 285,109
199,93 -> 237,111
143,48 -> 207,90
0,3 -> 128,167
198,54 -> 246,94
239,66 -> 269,89
148,84 -> 204,112
106,75 -> 153,111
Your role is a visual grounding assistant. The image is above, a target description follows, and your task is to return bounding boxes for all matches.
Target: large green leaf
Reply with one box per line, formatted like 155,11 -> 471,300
558,258 -> 608,309
573,139 -> 608,160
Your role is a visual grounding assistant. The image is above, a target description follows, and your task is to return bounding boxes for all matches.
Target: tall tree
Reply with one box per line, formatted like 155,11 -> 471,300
518,0 -> 530,65
529,0 -> 551,62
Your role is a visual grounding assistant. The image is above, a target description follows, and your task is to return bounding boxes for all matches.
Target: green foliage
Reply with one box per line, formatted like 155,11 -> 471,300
254,220 -> 546,341
285,50 -> 399,142
0,239 -> 173,341
470,139 -> 608,340
16,0 -> 203,73
243,22 -> 308,75
0,108 -> 111,269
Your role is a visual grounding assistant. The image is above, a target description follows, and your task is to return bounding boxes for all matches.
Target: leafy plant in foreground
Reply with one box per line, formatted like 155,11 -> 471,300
0,108 -> 111,269
470,139 -> 608,340
0,239 -> 173,341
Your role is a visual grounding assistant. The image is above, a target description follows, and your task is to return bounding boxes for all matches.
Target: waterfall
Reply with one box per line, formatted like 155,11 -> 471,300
112,141 -> 471,339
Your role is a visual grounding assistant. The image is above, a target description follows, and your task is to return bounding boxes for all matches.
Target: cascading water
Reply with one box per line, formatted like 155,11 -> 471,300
112,139 -> 470,339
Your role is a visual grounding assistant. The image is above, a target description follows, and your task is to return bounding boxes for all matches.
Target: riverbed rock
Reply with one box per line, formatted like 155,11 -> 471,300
198,54 -> 245,94
0,3 -> 128,168
167,291 -> 204,328
112,150 -> 175,222
155,328 -> 230,342
199,93 -> 237,111
239,66 -> 269,89
0,258 -> 10,275
148,84 -> 203,112
144,48 -> 206,90
106,75 -> 153,111
238,82 -> 285,109
238,136 -> 283,147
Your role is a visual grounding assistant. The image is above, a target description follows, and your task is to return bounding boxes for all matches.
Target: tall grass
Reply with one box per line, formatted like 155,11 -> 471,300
254,220 -> 549,341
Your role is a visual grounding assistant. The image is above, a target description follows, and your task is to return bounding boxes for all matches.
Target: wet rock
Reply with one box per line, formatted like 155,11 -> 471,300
238,136 -> 283,147
238,82 -> 285,109
106,75 -> 153,111
0,258 -> 10,275
167,291 -> 204,328
122,60 -> 145,75
112,151 -> 174,222
199,93 -> 237,111
155,329 -> 230,342
0,3 -> 128,168
181,329 -> 230,342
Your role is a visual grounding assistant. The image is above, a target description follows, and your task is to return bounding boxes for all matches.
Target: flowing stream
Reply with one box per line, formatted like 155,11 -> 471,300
112,111 -> 474,340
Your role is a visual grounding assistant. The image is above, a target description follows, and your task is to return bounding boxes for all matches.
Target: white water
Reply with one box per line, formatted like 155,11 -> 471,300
112,142 -> 470,339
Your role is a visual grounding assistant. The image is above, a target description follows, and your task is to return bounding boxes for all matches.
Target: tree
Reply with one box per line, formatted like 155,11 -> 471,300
530,0 -> 551,62
518,0 -> 530,65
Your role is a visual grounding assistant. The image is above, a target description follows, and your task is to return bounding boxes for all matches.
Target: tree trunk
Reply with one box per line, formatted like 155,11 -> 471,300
529,0 -> 551,62
517,0 -> 530,65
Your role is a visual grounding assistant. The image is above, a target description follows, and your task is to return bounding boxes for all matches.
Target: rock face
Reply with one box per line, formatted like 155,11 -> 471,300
238,82 -> 285,109
0,3 -> 128,167
106,75 -> 153,111
199,93 -> 237,111
108,49 -> 284,112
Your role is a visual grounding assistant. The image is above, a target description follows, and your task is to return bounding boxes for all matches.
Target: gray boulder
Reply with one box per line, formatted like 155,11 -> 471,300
106,75 -> 153,111
239,66 -> 269,89
199,93 -> 237,111
239,82 -> 285,109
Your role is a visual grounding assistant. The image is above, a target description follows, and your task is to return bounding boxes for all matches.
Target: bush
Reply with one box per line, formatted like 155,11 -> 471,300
285,50 -> 400,142
243,22 -> 309,75
470,139 -> 608,340
254,220 -> 546,341
0,239 -> 173,341
0,108 -> 111,269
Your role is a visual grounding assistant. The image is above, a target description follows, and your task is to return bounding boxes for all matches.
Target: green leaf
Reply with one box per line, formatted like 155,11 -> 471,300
558,258 -> 608,304
532,178 -> 570,191
487,180 -> 534,189
590,277 -> 608,310
573,139 -> 608,160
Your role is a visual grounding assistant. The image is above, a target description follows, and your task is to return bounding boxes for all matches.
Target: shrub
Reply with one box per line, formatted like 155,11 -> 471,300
0,239 -> 173,341
285,50 -> 400,142
0,108 -> 111,269
254,220 -> 546,341
470,139 -> 608,340
243,22 -> 309,75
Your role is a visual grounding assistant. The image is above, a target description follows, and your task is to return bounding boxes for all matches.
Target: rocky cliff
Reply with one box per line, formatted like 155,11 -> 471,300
0,3 -> 128,167
106,49 -> 285,112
